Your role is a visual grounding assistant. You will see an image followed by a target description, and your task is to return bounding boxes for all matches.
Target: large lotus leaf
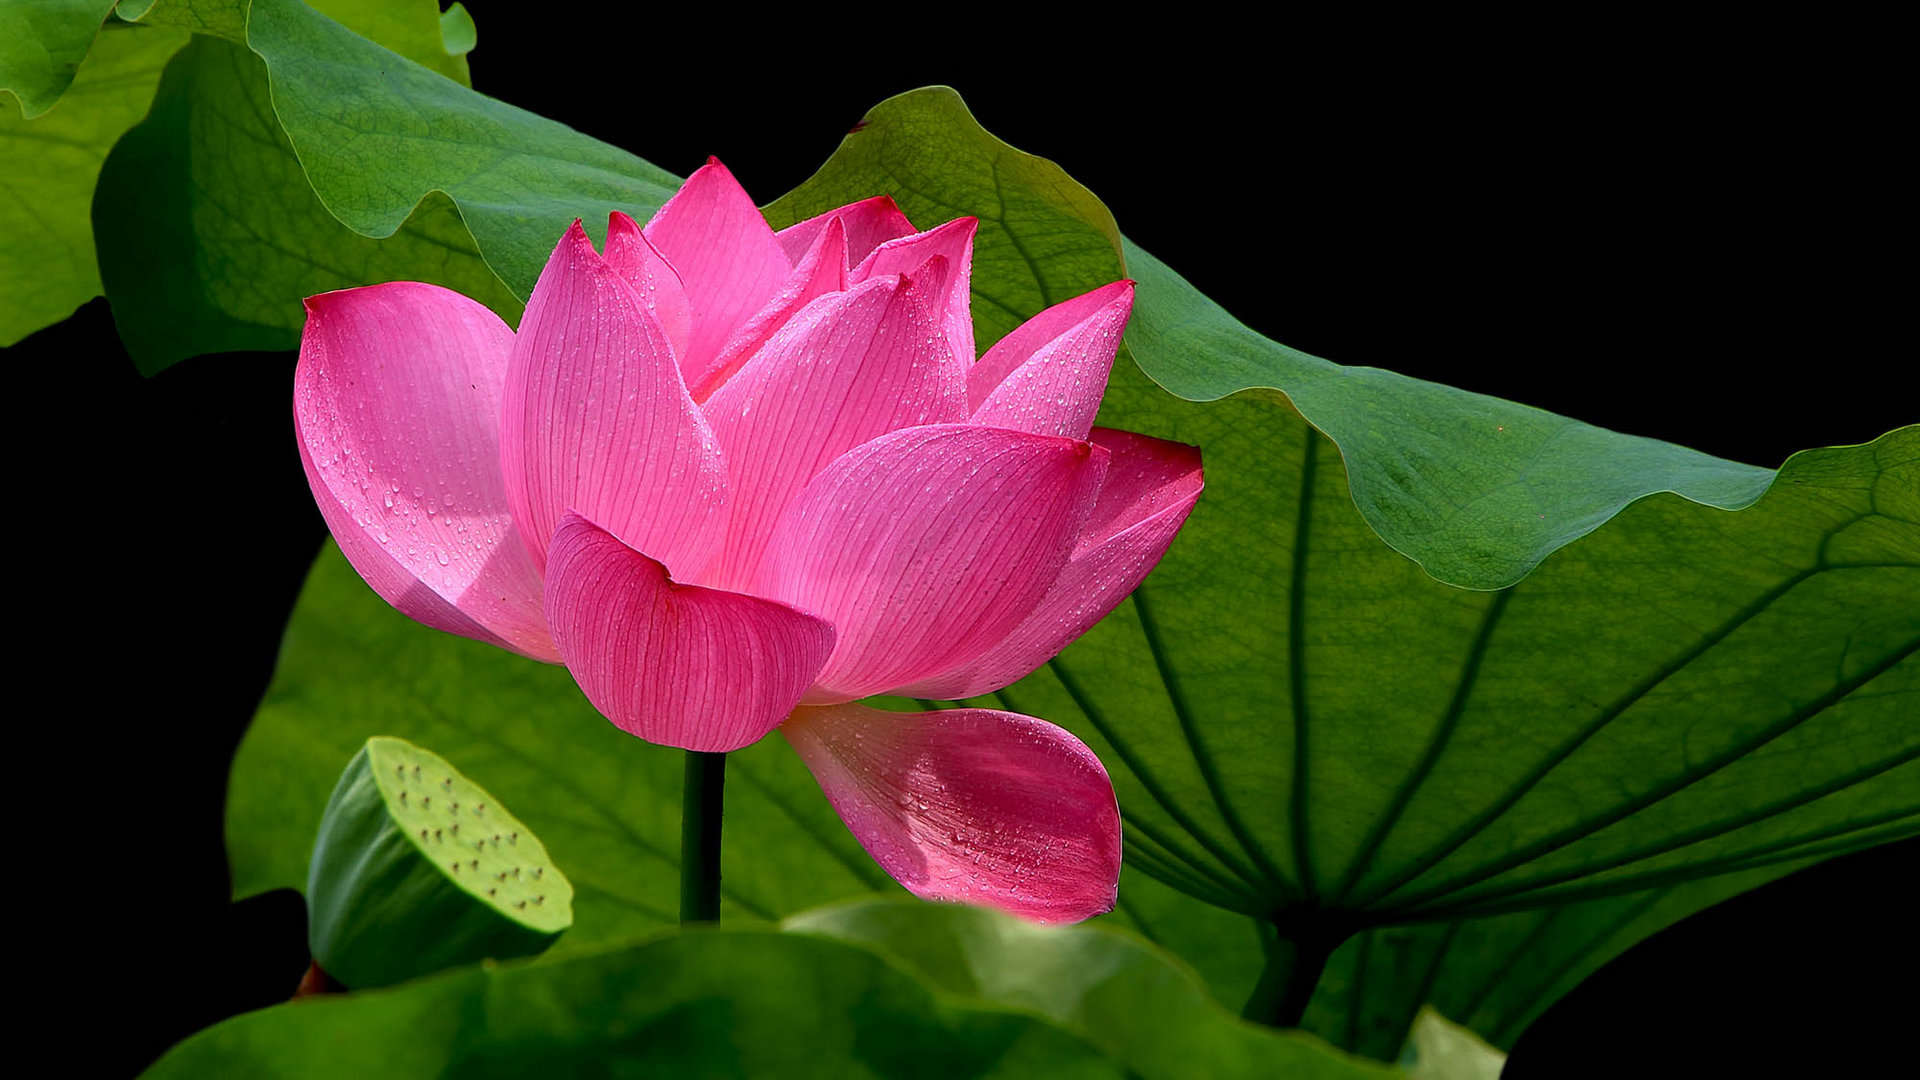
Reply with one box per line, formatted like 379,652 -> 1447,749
1297,853 -> 1834,1057
786,898 -> 1398,1080
0,0 -> 118,118
0,21 -> 185,345
129,0 -> 468,85
763,87 -> 1780,590
95,1 -> 520,373
944,414 -> 1916,923
140,929 -> 1131,1079
767,86 -> 1919,1048
107,0 -> 675,365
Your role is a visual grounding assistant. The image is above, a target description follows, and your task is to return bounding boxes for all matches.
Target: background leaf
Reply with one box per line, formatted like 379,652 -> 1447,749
1299,856 -> 1830,1057
142,929 -> 1131,1079
437,2 -> 473,57
1400,1009 -> 1505,1080
0,20 -> 185,345
94,0 -> 524,372
93,32 -> 515,372
786,898 -> 1398,1080
765,87 -> 1780,590
243,0 -> 675,295
764,86 -> 1920,1054
1118,240 -> 1776,588
0,0 -> 118,118
99,0 -> 676,372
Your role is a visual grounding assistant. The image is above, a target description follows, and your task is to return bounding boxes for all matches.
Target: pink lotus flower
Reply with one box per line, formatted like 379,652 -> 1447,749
293,160 -> 1202,922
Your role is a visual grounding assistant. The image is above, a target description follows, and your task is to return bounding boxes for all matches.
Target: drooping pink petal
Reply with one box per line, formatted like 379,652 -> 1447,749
689,216 -> 850,401
902,429 -> 1203,699
500,221 -> 729,579
851,217 -> 978,364
700,266 -> 969,590
784,702 -> 1122,922
544,513 -> 835,753
294,283 -> 556,661
642,158 -> 791,384
774,194 -> 918,268
753,424 -> 1108,702
603,211 -> 692,363
968,281 -> 1134,440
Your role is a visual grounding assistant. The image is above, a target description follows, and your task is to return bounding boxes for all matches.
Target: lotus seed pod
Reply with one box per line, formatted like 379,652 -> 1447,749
306,736 -> 572,989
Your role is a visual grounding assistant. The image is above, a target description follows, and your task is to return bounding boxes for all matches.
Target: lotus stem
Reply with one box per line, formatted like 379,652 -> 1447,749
680,750 -> 727,923
1242,928 -> 1339,1029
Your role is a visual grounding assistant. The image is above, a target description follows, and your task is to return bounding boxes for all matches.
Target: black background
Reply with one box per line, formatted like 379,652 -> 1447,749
25,5 -> 1913,1076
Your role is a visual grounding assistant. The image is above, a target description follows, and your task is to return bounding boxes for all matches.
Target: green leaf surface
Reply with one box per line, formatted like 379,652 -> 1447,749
1399,1009 -> 1505,1080
0,20 -> 184,345
0,0 -> 118,118
762,85 -> 1123,356
1119,240 -> 1776,588
102,0 -> 674,372
765,86 -> 1920,1051
765,87 -> 1780,590
437,2 -> 473,57
305,0 -> 470,85
232,542 -> 898,943
141,930 -> 1130,1079
1297,855 -> 1827,1057
787,898 -> 1397,1080
967,412 -> 1917,918
244,0 -> 675,295
93,31 -> 515,373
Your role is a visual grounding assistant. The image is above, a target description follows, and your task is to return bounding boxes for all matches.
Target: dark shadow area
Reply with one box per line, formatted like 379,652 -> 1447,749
22,300 -> 322,1074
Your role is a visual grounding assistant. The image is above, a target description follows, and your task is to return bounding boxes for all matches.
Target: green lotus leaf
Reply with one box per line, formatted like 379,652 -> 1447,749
95,0 -> 515,372
766,86 -> 1917,1054
93,32 -> 514,373
1399,1008 -> 1505,1080
0,19 -> 185,345
140,930 -> 1131,1079
764,87 -> 1781,590
129,0 -> 468,86
0,0 -> 119,118
786,898 -> 1397,1079
102,0 -> 673,375
1300,853 -> 1831,1057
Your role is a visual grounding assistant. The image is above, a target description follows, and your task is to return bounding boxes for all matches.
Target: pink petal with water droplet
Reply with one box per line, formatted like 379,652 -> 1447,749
545,513 -> 834,752
784,702 -> 1121,923
500,221 -> 728,579
294,283 -> 556,661
902,429 -> 1202,699
642,158 -> 791,385
604,211 -> 691,364
753,423 -> 1107,702
700,268 -> 967,590
968,281 -> 1134,440
774,194 -> 918,268
689,216 -> 850,401
851,217 -> 977,364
